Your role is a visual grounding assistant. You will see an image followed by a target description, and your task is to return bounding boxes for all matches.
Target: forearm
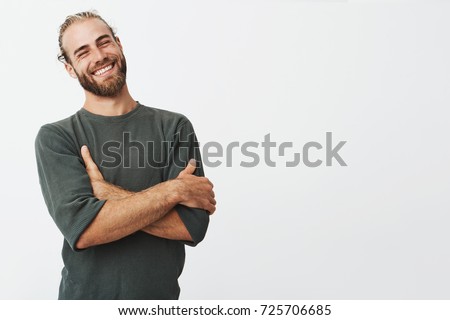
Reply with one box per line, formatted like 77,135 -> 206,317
142,209 -> 192,241
76,180 -> 180,249
91,181 -> 192,241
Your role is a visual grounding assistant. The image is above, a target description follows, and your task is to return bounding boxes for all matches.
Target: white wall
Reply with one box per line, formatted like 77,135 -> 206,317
1,0 -> 449,299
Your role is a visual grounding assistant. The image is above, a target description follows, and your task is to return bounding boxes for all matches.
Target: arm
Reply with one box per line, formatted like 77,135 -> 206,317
80,146 -> 209,242
76,146 -> 215,249
162,118 -> 212,246
141,210 -> 192,241
36,123 -> 214,251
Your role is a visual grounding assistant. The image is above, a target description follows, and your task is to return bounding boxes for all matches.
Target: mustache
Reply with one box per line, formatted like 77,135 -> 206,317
89,57 -> 118,74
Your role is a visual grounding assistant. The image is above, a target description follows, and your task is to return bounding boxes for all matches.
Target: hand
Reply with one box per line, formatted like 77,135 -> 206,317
175,159 -> 216,214
81,145 -> 133,200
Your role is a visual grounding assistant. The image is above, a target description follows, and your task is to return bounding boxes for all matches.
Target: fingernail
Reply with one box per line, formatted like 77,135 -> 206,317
189,159 -> 196,166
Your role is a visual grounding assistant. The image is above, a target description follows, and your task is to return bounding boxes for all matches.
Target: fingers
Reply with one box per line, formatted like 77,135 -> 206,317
81,145 -> 104,181
81,145 -> 97,170
208,185 -> 216,213
206,201 -> 216,215
202,195 -> 216,214
178,159 -> 197,177
205,189 -> 217,214
175,162 -> 216,214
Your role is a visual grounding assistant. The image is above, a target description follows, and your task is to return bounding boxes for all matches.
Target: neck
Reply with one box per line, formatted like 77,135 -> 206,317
82,84 -> 137,116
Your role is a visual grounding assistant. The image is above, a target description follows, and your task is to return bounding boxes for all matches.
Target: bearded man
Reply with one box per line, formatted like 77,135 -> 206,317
35,11 -> 216,299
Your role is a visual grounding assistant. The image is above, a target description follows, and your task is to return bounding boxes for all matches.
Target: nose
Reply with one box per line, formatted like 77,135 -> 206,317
91,47 -> 108,65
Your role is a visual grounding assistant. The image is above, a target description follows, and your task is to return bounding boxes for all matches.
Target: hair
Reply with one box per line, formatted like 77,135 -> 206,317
57,10 -> 116,64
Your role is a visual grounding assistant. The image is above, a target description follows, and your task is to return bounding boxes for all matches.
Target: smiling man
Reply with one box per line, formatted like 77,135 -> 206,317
35,11 -> 215,299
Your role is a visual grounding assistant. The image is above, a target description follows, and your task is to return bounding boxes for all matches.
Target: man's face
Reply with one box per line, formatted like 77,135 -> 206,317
62,18 -> 127,97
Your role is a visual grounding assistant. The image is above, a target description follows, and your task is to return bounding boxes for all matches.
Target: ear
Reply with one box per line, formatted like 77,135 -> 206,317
64,63 -> 78,79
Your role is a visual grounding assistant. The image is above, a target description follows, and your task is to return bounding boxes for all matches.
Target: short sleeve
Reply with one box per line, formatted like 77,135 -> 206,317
164,118 -> 210,247
35,124 -> 106,251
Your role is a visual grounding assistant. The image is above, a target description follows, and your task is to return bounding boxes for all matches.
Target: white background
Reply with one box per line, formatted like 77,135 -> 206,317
1,0 -> 449,299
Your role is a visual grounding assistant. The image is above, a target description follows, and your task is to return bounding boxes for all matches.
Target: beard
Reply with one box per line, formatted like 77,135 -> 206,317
75,54 -> 127,97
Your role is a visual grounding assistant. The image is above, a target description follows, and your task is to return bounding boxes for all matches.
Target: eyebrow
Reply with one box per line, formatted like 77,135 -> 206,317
72,34 -> 113,57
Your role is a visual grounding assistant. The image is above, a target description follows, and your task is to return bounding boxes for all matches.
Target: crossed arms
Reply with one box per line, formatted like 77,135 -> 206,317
76,145 -> 216,249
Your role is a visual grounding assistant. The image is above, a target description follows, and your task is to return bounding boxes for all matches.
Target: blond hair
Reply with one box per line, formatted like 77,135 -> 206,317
57,10 -> 116,63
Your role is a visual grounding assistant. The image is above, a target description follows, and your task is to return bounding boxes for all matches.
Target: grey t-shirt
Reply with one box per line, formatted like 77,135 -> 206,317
35,102 -> 209,299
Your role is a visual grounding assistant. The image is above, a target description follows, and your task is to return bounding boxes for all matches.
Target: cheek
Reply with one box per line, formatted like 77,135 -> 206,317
70,64 -> 85,79
77,62 -> 91,76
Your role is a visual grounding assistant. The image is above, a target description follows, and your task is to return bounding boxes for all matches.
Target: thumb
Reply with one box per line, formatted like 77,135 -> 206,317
179,159 -> 197,177
81,145 -> 104,180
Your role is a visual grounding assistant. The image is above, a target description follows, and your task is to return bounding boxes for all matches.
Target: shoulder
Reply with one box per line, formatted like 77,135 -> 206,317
35,113 -> 79,148
140,104 -> 190,122
139,104 -> 193,130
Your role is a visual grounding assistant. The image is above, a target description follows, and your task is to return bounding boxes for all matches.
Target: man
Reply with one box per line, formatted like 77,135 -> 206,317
35,11 -> 216,299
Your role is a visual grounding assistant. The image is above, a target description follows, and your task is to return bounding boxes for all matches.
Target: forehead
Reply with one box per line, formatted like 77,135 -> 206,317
62,18 -> 113,53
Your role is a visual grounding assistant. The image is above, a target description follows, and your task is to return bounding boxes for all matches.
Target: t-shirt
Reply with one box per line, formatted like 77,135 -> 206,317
34,102 -> 209,299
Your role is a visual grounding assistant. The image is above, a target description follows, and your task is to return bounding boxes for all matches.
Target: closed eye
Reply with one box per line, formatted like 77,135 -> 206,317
77,51 -> 89,59
99,40 -> 111,47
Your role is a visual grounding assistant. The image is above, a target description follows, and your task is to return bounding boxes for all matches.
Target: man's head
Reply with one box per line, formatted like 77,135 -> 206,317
58,11 -> 127,97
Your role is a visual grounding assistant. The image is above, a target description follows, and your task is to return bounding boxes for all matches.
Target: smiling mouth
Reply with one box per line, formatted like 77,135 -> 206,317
92,62 -> 115,77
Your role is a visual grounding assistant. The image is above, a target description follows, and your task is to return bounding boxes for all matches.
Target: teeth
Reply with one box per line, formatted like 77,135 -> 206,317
94,64 -> 113,76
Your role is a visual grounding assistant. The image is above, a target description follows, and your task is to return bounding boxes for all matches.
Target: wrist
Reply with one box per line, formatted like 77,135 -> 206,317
166,179 -> 185,204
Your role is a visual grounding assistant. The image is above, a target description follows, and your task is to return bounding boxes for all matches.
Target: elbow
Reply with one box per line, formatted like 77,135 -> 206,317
187,211 -> 210,247
195,219 -> 208,244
